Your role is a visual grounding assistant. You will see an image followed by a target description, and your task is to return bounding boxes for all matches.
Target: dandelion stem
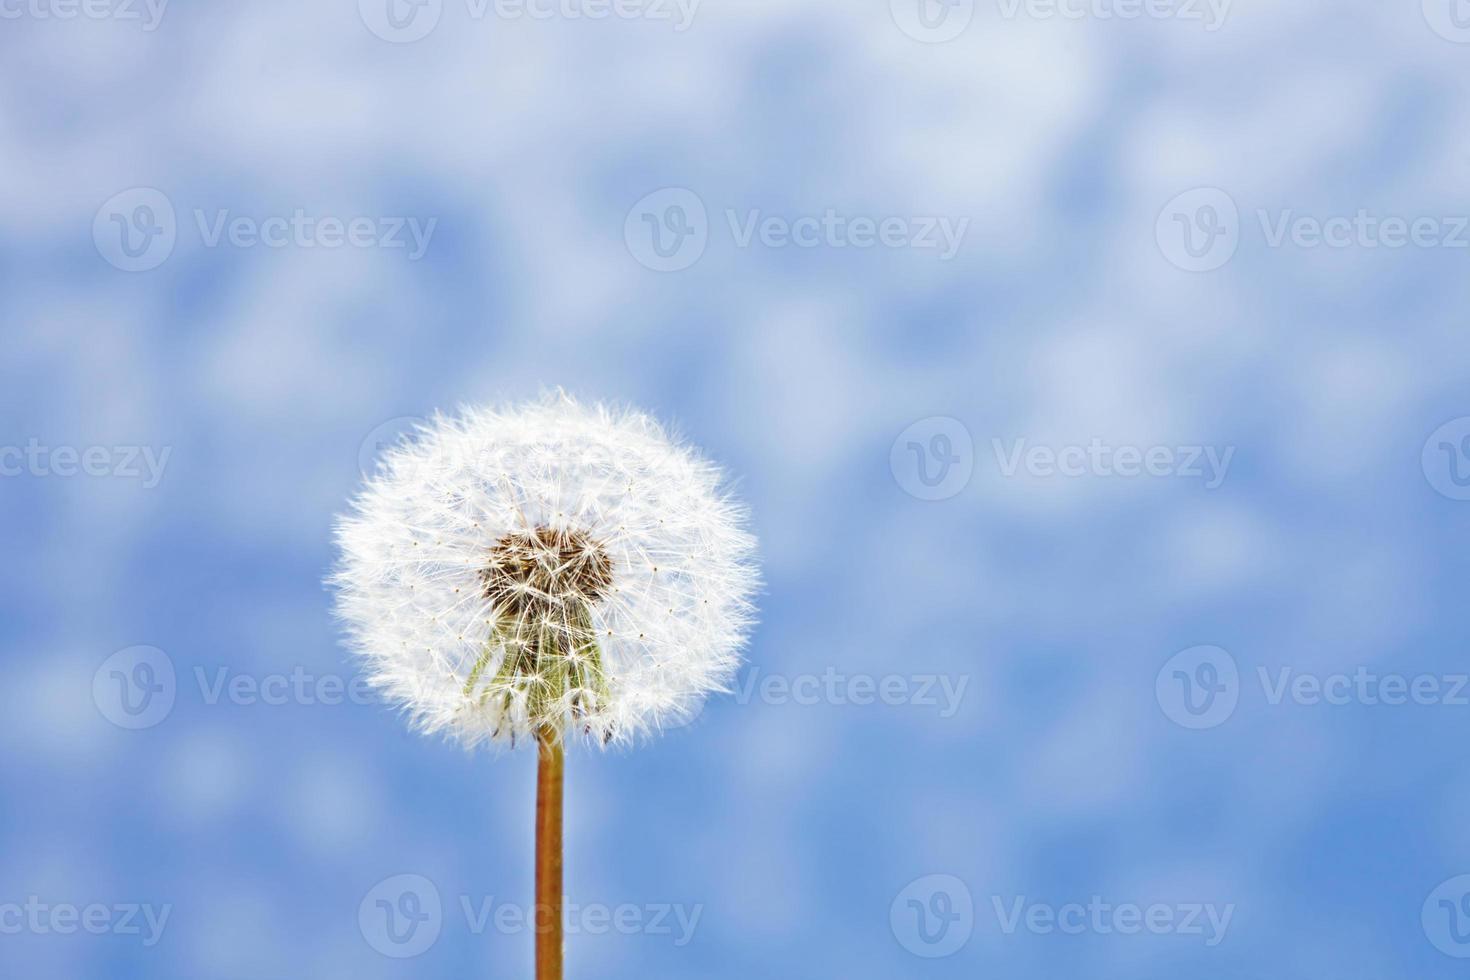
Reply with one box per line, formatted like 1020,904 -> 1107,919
535,725 -> 564,980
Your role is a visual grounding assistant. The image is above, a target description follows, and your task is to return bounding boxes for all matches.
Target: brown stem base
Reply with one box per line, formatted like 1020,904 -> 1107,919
535,727 -> 564,980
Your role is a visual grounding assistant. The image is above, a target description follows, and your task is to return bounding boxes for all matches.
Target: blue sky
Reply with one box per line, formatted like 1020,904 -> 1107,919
4,0 -> 1470,977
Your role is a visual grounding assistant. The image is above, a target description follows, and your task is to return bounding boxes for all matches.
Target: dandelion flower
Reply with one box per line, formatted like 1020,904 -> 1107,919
333,392 -> 758,747
331,392 -> 759,976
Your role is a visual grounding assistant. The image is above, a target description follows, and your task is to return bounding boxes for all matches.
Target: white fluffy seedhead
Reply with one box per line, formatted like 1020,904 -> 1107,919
332,393 -> 759,749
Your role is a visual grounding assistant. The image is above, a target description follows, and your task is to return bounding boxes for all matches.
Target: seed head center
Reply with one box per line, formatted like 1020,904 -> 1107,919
480,525 -> 613,618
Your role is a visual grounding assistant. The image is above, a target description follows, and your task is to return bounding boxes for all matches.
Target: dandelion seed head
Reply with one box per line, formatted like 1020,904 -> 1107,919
331,392 -> 759,749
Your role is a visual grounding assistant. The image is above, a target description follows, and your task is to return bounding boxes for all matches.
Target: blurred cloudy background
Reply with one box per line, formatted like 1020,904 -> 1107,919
4,0 -> 1470,976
